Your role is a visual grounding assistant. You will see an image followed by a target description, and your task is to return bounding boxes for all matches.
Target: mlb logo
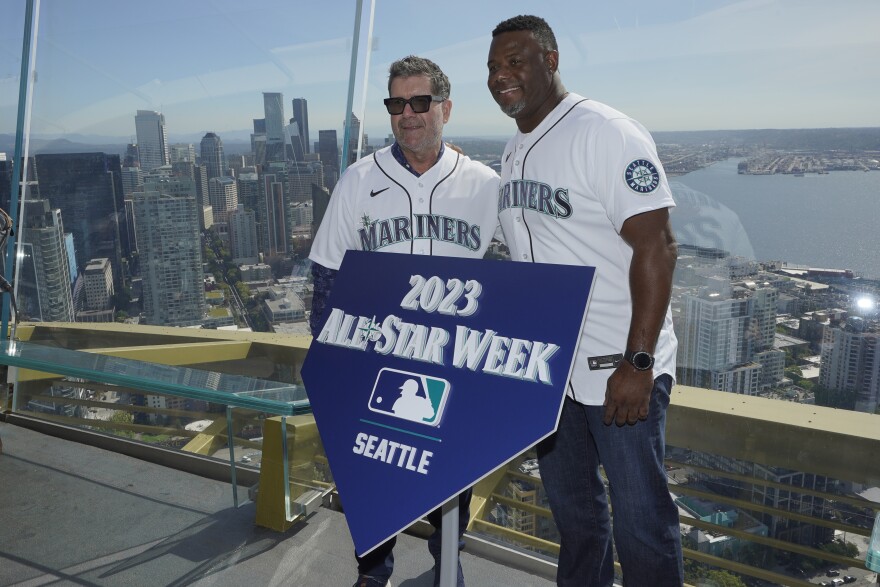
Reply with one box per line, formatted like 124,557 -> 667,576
368,368 -> 450,427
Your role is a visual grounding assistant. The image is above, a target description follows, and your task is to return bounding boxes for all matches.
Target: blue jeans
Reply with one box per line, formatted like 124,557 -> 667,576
536,375 -> 683,587
355,489 -> 471,585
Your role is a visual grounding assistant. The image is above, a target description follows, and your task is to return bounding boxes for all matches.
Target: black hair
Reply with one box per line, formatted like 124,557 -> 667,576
492,15 -> 558,52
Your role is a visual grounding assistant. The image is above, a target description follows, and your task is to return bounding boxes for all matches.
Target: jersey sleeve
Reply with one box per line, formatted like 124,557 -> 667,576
308,171 -> 360,270
589,117 -> 675,233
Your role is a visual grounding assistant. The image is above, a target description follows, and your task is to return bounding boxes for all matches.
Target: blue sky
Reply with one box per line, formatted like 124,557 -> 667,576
2,0 -> 879,144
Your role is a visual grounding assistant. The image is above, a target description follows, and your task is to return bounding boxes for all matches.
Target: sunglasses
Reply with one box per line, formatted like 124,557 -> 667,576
383,94 -> 445,115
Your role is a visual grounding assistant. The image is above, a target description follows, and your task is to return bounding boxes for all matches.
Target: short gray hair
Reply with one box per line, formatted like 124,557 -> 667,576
387,56 -> 451,99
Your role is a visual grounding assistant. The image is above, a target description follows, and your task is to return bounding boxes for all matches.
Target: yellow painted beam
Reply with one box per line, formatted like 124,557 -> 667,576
181,417 -> 230,456
469,465 -> 510,530
668,385 -> 880,487
17,321 -> 312,349
255,415 -> 325,532
85,340 -> 253,365
12,341 -> 252,382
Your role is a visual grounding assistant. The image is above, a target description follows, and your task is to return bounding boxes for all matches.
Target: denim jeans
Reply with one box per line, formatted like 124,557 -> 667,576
536,375 -> 683,587
355,488 -> 471,585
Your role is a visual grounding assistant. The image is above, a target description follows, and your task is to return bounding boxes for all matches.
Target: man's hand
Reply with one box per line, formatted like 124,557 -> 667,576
603,364 -> 654,426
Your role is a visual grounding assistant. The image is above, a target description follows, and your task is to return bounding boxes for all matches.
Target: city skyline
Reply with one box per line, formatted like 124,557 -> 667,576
2,0 -> 879,144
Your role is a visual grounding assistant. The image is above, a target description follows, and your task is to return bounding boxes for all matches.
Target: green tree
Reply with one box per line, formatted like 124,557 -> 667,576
110,410 -> 133,424
703,570 -> 747,587
109,410 -> 134,438
820,538 -> 858,558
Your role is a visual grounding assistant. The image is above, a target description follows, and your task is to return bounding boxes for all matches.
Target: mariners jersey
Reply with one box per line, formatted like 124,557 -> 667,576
310,144 -> 499,269
497,93 -> 678,405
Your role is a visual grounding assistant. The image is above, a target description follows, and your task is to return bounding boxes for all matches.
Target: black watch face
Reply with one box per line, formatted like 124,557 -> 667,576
631,351 -> 653,370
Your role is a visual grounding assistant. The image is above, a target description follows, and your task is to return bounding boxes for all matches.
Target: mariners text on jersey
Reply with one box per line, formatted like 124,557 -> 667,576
497,179 -> 572,219
358,213 -> 482,252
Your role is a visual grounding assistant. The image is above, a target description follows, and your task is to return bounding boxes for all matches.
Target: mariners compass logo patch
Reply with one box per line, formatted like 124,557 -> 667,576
624,159 -> 660,194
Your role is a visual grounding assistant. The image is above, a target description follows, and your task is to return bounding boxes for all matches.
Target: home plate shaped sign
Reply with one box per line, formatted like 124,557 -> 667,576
301,251 -> 594,555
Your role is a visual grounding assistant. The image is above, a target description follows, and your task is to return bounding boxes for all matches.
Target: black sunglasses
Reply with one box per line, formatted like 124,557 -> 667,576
383,94 -> 445,115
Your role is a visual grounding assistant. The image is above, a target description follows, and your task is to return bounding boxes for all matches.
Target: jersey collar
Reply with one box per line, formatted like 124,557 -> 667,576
391,141 -> 446,177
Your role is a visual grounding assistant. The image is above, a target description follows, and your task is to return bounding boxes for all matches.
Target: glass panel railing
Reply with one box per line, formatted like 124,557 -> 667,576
1,330 -> 328,524
3,340 -> 308,412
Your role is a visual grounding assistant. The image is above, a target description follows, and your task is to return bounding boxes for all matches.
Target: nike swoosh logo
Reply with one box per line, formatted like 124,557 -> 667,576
370,187 -> 390,198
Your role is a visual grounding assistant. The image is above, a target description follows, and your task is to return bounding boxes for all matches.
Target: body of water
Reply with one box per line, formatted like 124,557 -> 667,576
670,159 -> 880,279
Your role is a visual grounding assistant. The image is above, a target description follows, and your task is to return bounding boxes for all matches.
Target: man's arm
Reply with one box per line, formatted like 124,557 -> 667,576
602,207 -> 677,426
309,262 -> 338,337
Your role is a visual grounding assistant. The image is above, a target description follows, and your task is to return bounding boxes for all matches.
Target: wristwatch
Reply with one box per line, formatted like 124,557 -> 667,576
623,349 -> 654,371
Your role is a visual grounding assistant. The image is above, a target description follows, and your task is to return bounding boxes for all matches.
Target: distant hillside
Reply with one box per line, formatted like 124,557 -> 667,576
4,128 -> 879,158
0,135 -> 126,156
652,128 -> 880,151
0,134 -> 253,157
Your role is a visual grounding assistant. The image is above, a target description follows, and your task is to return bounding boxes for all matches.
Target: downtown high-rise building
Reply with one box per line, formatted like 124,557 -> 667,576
120,166 -> 144,199
134,178 -> 205,327
170,143 -> 196,163
237,171 -> 262,250
18,199 -> 75,322
0,156 -> 12,212
318,130 -> 340,192
251,118 -> 267,165
76,257 -> 116,323
284,121 -> 304,162
208,176 -> 238,225
311,183 -> 331,241
228,204 -> 259,265
82,257 -> 114,311
123,143 -> 140,168
287,160 -> 324,204
262,173 -> 287,256
33,152 -> 128,287
134,110 -> 170,171
236,172 -> 261,212
263,92 -> 285,163
291,98 -> 310,155
676,280 -> 781,395
200,132 -> 228,181
820,316 -> 880,414
346,112 -> 362,165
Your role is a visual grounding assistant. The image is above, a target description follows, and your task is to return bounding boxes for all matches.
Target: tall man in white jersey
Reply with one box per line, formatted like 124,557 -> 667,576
487,15 -> 683,587
309,55 -> 499,587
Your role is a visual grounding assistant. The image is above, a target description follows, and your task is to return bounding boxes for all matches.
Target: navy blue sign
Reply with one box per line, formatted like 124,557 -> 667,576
301,251 -> 594,555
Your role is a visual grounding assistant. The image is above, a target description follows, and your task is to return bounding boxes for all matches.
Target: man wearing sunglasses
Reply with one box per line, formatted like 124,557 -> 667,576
309,55 -> 499,587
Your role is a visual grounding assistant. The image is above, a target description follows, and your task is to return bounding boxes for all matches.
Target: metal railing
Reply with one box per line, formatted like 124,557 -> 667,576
4,322 -> 880,587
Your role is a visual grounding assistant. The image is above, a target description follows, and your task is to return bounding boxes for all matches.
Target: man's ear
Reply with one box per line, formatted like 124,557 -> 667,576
545,50 -> 559,74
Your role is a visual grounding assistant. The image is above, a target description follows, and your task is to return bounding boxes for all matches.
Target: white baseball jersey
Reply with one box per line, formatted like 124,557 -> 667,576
310,144 -> 499,269
497,93 -> 677,405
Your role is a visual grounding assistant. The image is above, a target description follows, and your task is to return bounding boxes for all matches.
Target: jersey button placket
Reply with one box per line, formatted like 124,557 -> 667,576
414,181 -> 427,254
